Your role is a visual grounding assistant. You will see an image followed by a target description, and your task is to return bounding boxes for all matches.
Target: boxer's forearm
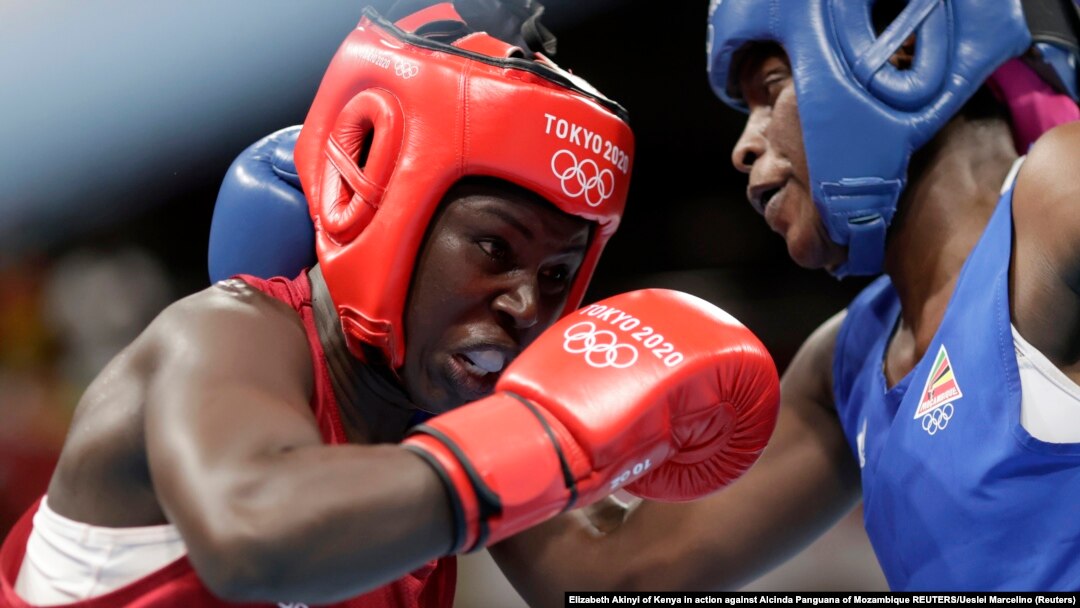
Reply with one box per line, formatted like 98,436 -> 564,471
164,443 -> 452,604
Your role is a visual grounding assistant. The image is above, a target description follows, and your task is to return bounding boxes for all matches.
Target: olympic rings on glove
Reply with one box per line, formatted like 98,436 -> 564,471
562,321 -> 638,369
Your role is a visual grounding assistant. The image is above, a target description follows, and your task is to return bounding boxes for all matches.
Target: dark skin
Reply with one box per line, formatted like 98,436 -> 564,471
42,179 -> 590,604
491,45 -> 1080,606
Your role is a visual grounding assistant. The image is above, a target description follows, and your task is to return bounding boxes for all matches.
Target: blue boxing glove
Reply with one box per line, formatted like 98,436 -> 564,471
207,125 -> 315,283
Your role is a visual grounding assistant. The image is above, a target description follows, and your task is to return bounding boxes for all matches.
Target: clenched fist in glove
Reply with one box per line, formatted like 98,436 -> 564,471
403,289 -> 780,553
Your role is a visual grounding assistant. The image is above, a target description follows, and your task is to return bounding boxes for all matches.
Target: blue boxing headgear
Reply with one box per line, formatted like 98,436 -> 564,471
706,0 -> 1074,277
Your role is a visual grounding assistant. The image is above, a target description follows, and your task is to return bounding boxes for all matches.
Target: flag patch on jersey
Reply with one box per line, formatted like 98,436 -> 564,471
914,344 -> 963,419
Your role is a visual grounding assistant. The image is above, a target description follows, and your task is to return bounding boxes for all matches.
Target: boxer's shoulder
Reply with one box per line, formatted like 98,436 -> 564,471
67,282 -> 316,439
1013,121 -> 1080,218
1016,120 -> 1080,211
1010,121 -> 1080,368
48,281 -> 314,525
146,279 -> 308,357
1012,120 -> 1080,274
139,281 -> 313,392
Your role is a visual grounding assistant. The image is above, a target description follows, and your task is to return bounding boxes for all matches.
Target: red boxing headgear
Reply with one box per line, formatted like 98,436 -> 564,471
295,4 -> 635,368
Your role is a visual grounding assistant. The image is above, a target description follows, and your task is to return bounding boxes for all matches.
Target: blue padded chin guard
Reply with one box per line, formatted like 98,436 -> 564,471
208,125 -> 314,283
707,0 -> 1032,277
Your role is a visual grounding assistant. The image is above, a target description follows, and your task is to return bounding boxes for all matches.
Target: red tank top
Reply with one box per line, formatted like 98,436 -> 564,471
0,272 -> 456,608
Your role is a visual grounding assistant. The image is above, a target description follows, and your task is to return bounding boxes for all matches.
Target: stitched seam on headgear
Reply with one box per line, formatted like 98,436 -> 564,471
769,0 -> 778,38
459,59 -> 471,175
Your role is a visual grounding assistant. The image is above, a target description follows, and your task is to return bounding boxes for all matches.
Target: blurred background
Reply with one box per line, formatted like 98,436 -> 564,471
0,0 -> 885,603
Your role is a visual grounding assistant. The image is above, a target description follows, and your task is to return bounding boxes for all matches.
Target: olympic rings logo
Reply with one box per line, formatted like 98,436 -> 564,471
550,149 -> 615,207
562,321 -> 638,369
394,59 -> 418,79
920,402 -> 954,435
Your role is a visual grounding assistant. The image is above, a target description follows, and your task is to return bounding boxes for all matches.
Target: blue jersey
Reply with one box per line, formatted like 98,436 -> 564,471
832,176 -> 1080,591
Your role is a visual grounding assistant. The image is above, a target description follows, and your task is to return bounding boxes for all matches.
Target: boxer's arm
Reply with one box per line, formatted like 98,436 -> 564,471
491,312 -> 860,604
142,280 -> 452,604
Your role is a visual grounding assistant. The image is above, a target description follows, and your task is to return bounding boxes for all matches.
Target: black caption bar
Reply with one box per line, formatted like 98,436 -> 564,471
565,592 -> 1079,607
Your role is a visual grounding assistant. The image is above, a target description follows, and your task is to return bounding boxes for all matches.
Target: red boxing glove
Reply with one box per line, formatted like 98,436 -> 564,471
403,289 -> 780,553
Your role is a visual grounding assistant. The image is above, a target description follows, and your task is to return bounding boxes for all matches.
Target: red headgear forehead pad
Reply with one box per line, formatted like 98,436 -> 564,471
295,5 -> 635,368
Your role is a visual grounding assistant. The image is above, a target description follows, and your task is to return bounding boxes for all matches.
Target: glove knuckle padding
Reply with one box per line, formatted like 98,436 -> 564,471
504,289 -> 781,503
318,89 -> 404,244
625,340 -> 781,501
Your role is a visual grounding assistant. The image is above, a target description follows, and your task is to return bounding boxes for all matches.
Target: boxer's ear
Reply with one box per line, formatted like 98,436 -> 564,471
890,34 -> 917,71
872,1 -> 916,70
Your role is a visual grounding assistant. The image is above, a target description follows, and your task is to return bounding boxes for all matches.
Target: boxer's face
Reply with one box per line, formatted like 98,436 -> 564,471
401,179 -> 591,413
731,44 -> 847,271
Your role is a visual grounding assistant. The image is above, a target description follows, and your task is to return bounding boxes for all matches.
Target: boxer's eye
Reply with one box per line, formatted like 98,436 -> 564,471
538,264 -> 574,296
541,265 -> 571,285
762,72 -> 788,102
478,238 -> 510,261
544,266 -> 568,282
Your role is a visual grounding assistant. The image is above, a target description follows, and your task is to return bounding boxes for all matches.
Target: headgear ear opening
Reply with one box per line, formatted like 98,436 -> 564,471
318,89 -> 404,245
839,0 -> 951,111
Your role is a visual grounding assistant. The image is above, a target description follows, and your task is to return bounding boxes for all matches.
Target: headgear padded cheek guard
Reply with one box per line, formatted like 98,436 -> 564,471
706,0 -> 1036,277
295,4 -> 634,367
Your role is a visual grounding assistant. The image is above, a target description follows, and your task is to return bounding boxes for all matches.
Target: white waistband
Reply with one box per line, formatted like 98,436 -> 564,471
14,497 -> 188,605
